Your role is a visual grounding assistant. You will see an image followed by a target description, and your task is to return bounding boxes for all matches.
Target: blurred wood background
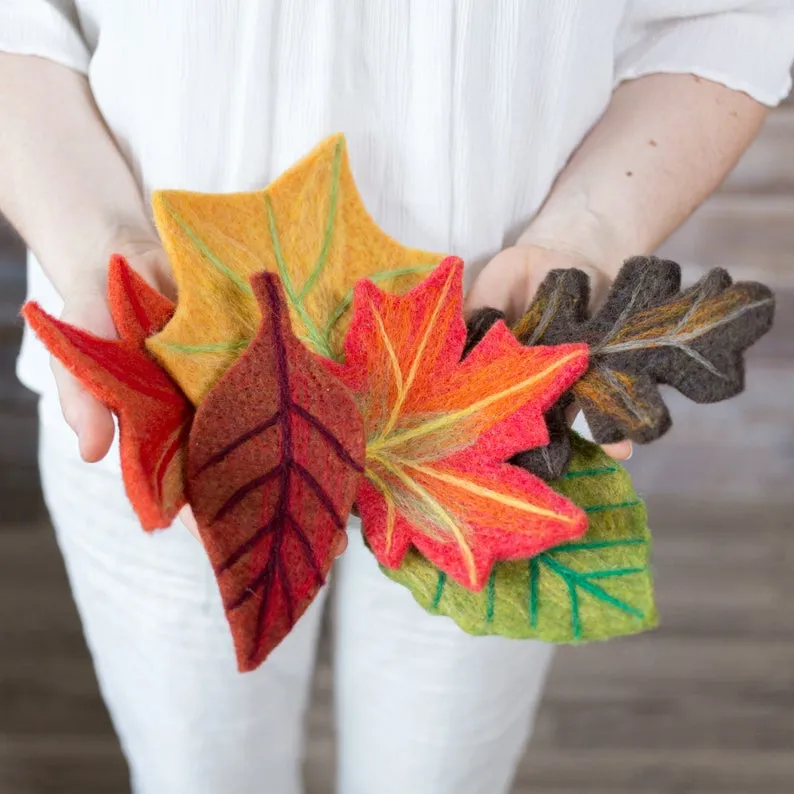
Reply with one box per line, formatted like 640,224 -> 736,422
1,95 -> 792,792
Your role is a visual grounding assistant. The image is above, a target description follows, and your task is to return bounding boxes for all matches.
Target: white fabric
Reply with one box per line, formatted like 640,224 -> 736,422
3,0 -> 794,447
38,404 -> 553,794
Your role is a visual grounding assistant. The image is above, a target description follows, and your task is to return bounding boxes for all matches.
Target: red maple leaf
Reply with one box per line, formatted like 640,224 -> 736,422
187,272 -> 365,671
331,256 -> 591,590
22,255 -> 193,530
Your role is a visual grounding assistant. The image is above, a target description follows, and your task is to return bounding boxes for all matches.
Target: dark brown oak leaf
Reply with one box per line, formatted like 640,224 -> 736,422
512,256 -> 775,445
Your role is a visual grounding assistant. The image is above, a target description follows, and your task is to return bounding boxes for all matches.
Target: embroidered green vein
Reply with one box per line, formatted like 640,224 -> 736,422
158,340 -> 250,355
539,552 -> 646,639
567,579 -> 581,638
562,464 -> 619,479
431,570 -> 447,610
163,153 -> 439,362
296,139 -> 343,302
426,537 -> 647,638
163,200 -> 253,296
553,538 -> 646,554
583,499 -> 642,514
263,193 -> 332,357
528,556 -> 540,628
485,569 -> 497,623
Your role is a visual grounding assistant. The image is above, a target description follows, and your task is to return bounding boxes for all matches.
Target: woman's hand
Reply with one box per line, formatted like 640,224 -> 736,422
48,229 -> 220,543
53,230 -> 175,462
465,243 -> 633,462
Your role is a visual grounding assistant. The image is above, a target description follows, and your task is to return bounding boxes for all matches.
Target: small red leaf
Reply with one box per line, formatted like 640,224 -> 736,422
22,256 -> 192,529
187,273 -> 365,672
107,253 -> 175,344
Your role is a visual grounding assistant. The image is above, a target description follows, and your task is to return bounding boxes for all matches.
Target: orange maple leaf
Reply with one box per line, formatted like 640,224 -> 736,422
331,256 -> 591,590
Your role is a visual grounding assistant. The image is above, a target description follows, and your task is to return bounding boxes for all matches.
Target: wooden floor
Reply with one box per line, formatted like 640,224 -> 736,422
2,107 -> 794,792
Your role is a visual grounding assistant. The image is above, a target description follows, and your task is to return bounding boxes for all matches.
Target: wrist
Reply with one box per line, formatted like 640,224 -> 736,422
56,219 -> 161,304
519,190 -> 636,280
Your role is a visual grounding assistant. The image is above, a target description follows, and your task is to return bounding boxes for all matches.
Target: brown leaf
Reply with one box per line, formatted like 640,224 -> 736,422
513,256 -> 775,444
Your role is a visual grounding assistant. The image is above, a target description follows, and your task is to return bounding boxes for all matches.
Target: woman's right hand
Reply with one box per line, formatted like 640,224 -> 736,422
51,230 -> 212,541
52,230 -> 176,463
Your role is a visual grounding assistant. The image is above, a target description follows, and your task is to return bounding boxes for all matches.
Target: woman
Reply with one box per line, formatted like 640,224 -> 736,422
1,3 -> 792,793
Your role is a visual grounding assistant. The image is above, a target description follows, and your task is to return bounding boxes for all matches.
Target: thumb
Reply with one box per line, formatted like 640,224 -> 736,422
52,290 -> 117,462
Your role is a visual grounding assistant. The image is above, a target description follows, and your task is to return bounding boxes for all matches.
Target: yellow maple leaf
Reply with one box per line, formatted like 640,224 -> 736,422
146,134 -> 444,404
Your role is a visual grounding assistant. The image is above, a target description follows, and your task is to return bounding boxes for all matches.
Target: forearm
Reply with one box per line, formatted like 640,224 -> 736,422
0,53 -> 156,299
522,73 -> 769,275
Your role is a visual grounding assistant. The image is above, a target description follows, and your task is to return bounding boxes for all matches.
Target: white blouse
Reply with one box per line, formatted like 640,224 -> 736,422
2,0 -> 793,461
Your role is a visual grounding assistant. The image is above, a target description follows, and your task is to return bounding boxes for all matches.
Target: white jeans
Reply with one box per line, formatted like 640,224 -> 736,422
38,404 -> 554,794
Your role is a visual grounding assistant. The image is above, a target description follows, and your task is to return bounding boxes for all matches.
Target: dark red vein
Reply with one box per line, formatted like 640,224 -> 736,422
212,465 -> 282,522
276,557 -> 294,628
225,558 -> 271,611
216,511 -> 280,574
291,403 -> 363,472
240,549 -> 278,662
285,513 -> 324,586
195,413 -> 280,475
225,468 -> 289,612
239,287 -> 297,664
294,462 -> 344,528
267,276 -> 293,445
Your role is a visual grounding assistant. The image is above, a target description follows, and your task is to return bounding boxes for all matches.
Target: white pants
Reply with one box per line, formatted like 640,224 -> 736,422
38,404 -> 554,794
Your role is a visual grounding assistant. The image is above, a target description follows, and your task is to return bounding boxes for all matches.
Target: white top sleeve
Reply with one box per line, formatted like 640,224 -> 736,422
615,0 -> 794,106
0,0 -> 90,73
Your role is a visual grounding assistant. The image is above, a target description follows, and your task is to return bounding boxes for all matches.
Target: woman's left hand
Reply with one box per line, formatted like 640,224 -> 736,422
465,243 -> 633,462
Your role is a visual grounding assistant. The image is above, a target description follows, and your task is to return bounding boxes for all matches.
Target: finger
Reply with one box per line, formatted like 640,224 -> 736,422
333,531 -> 349,557
52,293 -> 119,462
178,505 -> 201,541
601,439 -> 633,461
464,247 -> 532,322
129,246 -> 179,301
51,356 -> 116,462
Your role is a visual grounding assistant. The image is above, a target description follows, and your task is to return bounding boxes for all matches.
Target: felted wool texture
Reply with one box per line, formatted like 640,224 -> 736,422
465,309 -> 575,481
513,256 -> 776,445
145,134 -> 446,405
510,403 -> 574,481
187,272 -> 365,672
330,256 -> 590,592
107,253 -> 175,345
22,257 -> 193,530
462,306 -> 505,360
381,432 -> 657,644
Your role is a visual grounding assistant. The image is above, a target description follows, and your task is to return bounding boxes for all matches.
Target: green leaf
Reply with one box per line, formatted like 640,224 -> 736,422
380,433 -> 657,643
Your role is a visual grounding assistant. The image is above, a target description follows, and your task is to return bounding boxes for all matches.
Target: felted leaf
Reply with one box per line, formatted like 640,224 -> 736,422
146,134 -> 445,404
512,256 -> 775,444
382,433 -> 657,643
465,308 -> 573,481
187,272 -> 365,672
330,256 -> 590,591
22,255 -> 193,530
510,403 -> 573,481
